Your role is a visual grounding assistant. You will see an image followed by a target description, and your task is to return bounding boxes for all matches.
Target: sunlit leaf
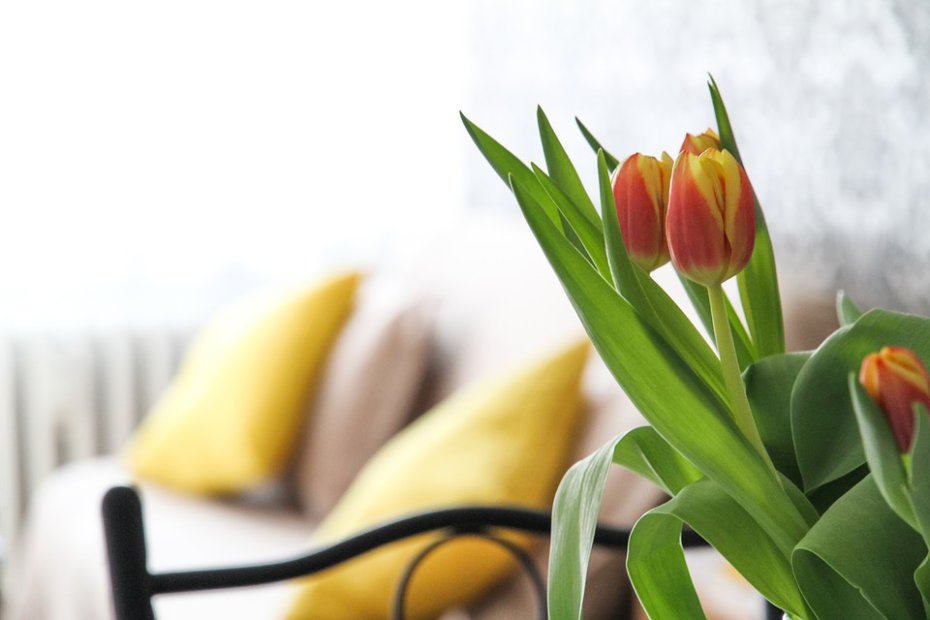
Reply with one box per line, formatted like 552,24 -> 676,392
533,164 -> 610,279
509,175 -> 808,559
460,112 -> 564,232
547,437 -> 619,620
537,107 -> 601,229
597,151 -> 729,410
629,479 -> 810,619
708,75 -> 785,358
613,427 -> 702,495
575,117 -> 620,170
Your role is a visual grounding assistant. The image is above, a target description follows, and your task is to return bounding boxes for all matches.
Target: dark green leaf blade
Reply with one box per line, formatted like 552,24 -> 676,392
537,107 -> 601,229
575,117 -> 620,171
793,475 -> 927,619
707,76 -> 785,358
744,352 -> 808,486
908,407 -> 930,544
509,174 -> 809,557
848,375 -> 915,527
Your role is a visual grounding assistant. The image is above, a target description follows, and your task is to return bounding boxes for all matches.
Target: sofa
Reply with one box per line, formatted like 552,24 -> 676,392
5,213 -> 837,619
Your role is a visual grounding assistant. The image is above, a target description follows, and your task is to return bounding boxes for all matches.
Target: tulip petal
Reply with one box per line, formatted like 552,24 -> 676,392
713,150 -> 756,281
666,152 -> 727,286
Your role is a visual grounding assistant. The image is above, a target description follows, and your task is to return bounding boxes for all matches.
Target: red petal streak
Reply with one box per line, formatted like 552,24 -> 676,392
667,158 -> 726,286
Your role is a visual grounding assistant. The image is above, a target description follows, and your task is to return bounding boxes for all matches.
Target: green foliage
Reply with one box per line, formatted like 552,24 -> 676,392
837,290 -> 864,326
793,476 -> 927,619
463,80 -> 930,619
849,375 -> 916,527
546,437 -> 619,620
793,310 -> 930,491
708,76 -> 785,359
629,479 -> 811,619
613,427 -> 702,495
509,173 -> 807,555
574,117 -> 620,170
744,353 -> 809,486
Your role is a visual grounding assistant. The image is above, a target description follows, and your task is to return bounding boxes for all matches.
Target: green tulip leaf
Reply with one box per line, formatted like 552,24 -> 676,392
792,309 -> 930,491
537,107 -> 601,230
744,352 -> 809,487
532,164 -> 610,279
628,479 -> 810,619
848,375 -> 915,528
836,290 -> 864,327
804,464 -> 869,516
908,406 -> 930,544
613,427 -> 702,495
547,435 -> 620,620
793,475 -> 927,620
678,276 -> 757,370
575,117 -> 620,171
914,554 -> 930,616
559,212 -> 594,263
597,151 -> 729,411
460,112 -> 564,233
508,174 -> 808,559
707,75 -> 785,358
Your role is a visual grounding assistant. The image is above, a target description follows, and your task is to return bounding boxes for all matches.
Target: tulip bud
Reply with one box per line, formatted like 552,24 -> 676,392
665,148 -> 755,286
610,152 -> 674,271
680,129 -> 720,155
859,347 -> 930,452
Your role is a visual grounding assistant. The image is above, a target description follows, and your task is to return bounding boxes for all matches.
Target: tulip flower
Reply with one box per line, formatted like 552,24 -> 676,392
665,148 -> 755,287
610,152 -> 674,271
859,346 -> 930,452
680,128 -> 720,155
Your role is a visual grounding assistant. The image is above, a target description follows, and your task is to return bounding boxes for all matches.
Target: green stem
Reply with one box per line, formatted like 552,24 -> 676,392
707,283 -> 779,481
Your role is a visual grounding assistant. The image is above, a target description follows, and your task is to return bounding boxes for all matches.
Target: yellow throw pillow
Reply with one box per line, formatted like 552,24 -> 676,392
128,271 -> 362,494
286,339 -> 590,620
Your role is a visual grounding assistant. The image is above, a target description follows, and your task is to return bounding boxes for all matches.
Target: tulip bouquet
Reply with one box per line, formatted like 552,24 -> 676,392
461,77 -> 930,619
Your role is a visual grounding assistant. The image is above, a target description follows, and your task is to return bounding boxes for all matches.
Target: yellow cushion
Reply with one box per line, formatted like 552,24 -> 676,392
286,340 -> 590,620
128,271 -> 362,494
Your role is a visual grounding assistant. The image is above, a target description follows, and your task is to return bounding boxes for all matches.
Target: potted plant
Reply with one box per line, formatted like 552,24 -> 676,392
462,77 -> 930,619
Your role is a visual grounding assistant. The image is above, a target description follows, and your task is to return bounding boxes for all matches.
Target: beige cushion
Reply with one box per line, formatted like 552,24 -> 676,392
447,356 -> 661,620
401,213 -> 665,618
291,276 -> 433,521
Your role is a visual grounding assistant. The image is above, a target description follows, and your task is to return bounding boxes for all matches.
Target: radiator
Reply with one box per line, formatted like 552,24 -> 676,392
0,329 -> 188,553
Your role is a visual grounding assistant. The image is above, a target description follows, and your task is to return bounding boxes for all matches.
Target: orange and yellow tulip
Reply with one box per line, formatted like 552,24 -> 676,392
680,128 -> 720,155
860,346 -> 930,452
665,148 -> 755,286
610,152 -> 674,272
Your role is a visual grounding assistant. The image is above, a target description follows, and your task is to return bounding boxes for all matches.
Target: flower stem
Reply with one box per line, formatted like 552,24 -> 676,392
707,283 -> 779,480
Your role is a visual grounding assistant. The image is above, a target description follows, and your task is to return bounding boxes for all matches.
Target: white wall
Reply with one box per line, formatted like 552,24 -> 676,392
0,1 -> 468,331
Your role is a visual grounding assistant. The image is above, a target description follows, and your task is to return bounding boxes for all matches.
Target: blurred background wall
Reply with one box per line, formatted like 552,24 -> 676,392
3,0 -> 930,333
463,0 -> 930,314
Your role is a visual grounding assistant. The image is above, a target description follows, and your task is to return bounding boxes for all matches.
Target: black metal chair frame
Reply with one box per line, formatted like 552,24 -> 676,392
101,485 -> 780,619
